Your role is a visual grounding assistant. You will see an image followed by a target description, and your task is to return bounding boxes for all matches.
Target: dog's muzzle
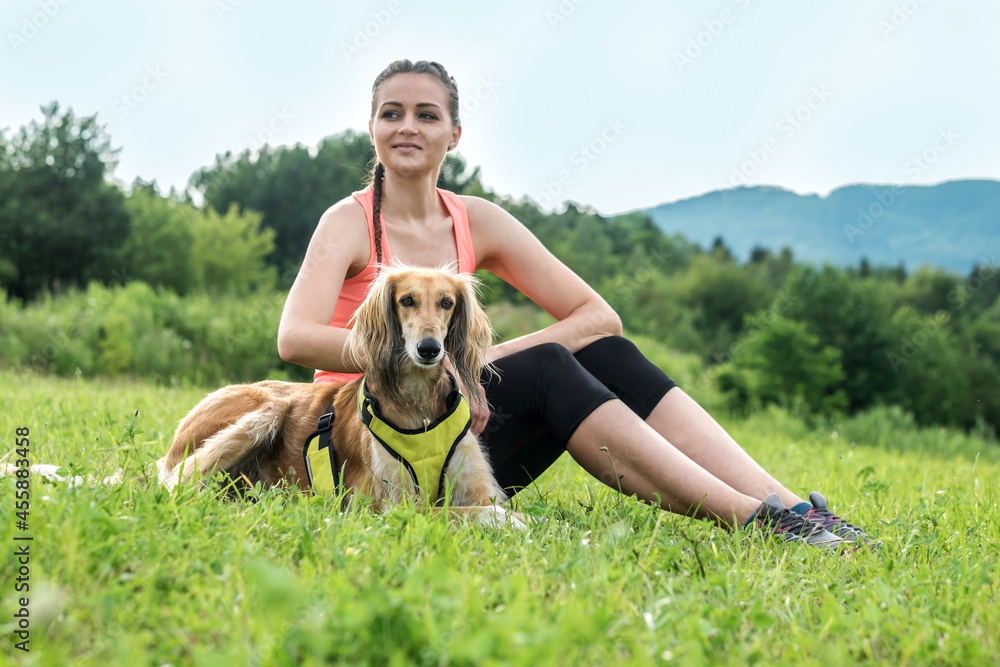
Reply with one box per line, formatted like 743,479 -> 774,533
415,337 -> 443,364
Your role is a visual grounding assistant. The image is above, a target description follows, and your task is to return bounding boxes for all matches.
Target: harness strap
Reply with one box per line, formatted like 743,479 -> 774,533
302,403 -> 338,494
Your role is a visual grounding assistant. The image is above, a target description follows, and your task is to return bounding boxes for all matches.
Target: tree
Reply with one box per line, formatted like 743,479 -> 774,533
0,102 -> 129,301
781,266 -> 899,411
676,254 -> 774,358
715,314 -> 847,415
887,306 -> 974,428
437,152 -> 482,194
899,266 -> 959,316
188,131 -> 374,282
190,204 -> 276,295
117,181 -> 199,294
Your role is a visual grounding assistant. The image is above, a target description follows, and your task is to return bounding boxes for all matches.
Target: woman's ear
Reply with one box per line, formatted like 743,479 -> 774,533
448,124 -> 462,151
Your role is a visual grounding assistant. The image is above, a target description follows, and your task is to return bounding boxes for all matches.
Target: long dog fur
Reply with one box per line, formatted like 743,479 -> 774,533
156,267 -> 522,527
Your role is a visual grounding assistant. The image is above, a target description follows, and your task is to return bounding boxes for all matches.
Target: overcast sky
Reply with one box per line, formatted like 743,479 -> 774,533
3,1 -> 998,214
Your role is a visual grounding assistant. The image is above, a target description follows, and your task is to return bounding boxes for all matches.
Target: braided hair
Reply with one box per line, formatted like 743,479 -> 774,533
368,60 -> 461,268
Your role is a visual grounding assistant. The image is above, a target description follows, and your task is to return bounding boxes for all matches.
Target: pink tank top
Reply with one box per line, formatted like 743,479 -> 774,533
313,185 -> 477,384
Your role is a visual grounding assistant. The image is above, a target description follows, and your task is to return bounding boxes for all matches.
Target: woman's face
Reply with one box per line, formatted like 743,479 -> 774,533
369,73 -> 461,177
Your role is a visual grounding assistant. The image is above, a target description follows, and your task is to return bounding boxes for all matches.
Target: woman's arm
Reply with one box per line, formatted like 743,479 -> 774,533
464,196 -> 623,363
277,197 -> 371,372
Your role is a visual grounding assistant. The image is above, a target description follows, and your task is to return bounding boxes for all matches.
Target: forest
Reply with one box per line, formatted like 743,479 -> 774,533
2,103 -> 999,435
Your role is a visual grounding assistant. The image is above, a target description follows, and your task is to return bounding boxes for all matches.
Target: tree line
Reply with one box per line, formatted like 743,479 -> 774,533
2,104 -> 998,436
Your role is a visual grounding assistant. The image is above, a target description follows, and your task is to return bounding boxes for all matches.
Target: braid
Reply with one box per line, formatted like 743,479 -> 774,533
371,161 -> 386,269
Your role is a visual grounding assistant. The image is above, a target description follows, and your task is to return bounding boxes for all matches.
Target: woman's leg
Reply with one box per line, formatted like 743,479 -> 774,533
481,342 -> 762,527
645,388 -> 805,508
564,400 -> 763,526
573,336 -> 805,510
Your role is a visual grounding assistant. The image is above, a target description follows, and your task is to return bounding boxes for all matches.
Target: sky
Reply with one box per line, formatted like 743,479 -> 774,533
2,0 -> 999,215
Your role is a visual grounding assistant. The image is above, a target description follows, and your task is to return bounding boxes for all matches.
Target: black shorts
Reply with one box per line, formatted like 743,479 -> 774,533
479,336 -> 677,497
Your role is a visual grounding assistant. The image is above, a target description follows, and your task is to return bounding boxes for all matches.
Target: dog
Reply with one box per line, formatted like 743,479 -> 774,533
157,267 -> 524,529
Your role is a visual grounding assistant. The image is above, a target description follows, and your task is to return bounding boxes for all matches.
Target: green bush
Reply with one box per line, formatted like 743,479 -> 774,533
0,281 -> 309,385
714,314 -> 847,416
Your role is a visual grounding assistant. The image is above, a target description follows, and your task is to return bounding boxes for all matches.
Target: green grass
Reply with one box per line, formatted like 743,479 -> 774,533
0,370 -> 998,666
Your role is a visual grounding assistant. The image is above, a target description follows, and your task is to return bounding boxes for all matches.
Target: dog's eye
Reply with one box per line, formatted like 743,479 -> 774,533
400,295 -> 415,307
439,297 -> 454,310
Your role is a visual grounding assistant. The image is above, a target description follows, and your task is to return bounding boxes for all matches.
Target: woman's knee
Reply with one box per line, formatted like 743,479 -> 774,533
574,335 -> 678,420
487,342 -> 587,394
577,335 -> 641,359
524,341 -> 574,365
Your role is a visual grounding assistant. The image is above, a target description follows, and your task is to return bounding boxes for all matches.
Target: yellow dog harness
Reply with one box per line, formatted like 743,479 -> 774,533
302,372 -> 472,505
358,373 -> 471,505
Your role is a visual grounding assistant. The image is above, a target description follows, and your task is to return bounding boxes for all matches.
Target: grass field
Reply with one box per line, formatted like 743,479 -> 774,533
1,369 -> 998,666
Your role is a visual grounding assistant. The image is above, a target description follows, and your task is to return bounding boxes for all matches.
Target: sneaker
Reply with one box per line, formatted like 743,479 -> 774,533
749,493 -> 844,549
801,491 -> 873,544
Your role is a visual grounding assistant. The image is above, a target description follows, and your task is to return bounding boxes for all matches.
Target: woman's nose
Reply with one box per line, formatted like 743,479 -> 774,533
398,113 -> 418,134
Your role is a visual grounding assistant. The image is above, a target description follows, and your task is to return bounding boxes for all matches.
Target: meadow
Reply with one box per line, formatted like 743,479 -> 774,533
0,369 -> 998,666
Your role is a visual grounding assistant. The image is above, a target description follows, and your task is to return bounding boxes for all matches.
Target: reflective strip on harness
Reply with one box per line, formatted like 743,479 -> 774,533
357,372 -> 471,505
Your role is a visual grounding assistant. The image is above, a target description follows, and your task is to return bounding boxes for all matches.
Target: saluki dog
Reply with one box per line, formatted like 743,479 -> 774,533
157,267 -> 524,528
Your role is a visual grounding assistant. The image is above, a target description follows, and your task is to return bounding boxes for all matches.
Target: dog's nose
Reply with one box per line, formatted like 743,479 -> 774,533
416,338 -> 442,362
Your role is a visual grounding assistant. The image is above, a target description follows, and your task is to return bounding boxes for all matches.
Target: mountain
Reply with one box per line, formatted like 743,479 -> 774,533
640,180 -> 1000,274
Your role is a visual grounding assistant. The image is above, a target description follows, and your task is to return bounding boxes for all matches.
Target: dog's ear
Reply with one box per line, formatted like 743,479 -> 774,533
346,272 -> 404,393
446,275 -> 494,404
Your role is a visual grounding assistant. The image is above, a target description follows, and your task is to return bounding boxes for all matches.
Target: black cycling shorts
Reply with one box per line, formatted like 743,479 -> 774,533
479,336 -> 677,497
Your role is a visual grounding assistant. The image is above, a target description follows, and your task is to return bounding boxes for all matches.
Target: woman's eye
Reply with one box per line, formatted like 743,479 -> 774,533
419,112 -> 438,120
382,110 -> 400,119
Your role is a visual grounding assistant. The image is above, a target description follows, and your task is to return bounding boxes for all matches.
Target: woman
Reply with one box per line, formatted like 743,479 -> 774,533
277,59 -> 871,548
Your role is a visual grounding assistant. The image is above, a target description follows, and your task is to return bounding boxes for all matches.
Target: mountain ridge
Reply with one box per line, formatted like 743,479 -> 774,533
638,179 -> 1000,273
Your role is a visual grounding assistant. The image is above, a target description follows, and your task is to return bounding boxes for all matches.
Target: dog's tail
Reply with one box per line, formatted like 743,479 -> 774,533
158,401 -> 288,490
0,462 -> 126,487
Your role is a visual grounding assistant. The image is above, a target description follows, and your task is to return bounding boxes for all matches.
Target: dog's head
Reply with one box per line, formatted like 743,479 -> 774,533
347,267 -> 493,405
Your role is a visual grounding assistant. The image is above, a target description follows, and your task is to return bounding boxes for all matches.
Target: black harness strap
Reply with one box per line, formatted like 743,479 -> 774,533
302,402 -> 338,492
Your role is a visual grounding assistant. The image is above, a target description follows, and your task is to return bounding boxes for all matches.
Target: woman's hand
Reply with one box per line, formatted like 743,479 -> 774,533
467,381 -> 490,436
447,357 -> 491,436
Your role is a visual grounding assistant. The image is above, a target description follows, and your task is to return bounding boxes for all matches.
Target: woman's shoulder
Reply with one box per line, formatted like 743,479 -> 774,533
458,194 -> 536,270
316,192 -> 368,234
300,193 -> 371,277
458,194 -> 516,227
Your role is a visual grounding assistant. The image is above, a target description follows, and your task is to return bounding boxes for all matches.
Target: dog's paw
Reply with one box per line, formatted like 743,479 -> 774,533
476,505 -> 529,531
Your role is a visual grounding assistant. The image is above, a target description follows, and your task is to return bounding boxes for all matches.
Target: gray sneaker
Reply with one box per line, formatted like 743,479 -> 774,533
802,491 -> 875,544
751,493 -> 844,549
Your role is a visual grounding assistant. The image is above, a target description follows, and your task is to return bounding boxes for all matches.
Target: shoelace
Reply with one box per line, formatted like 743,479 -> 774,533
805,508 -> 866,536
767,508 -> 819,537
